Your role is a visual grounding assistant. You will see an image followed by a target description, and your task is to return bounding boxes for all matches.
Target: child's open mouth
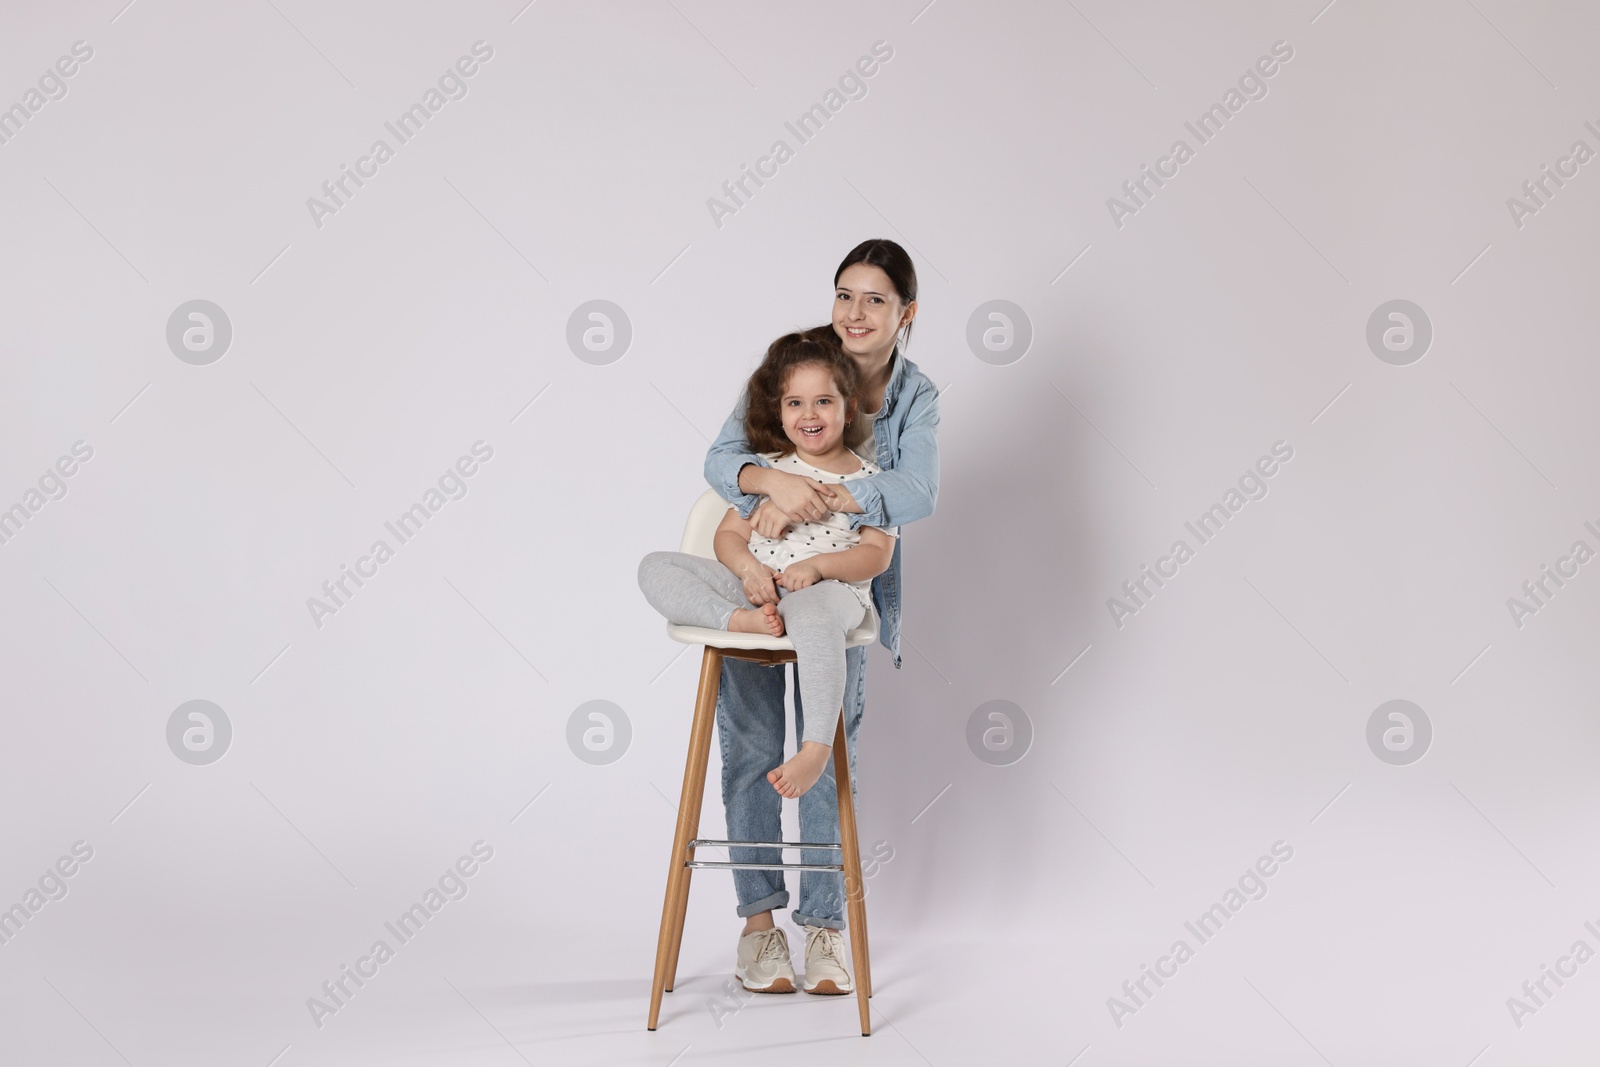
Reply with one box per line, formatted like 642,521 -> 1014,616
800,426 -> 823,437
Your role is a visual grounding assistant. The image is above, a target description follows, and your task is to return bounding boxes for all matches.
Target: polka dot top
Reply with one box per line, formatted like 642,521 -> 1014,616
747,450 -> 899,614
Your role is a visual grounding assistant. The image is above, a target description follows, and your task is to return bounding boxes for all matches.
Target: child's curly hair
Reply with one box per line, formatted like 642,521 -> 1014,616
742,326 -> 862,456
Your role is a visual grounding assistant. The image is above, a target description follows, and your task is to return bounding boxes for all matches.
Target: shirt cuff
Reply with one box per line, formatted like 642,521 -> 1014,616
842,477 -> 885,530
727,460 -> 769,518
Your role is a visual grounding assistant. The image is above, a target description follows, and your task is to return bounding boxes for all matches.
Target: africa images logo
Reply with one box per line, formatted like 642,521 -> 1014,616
1106,40 -> 1295,228
305,41 -> 495,230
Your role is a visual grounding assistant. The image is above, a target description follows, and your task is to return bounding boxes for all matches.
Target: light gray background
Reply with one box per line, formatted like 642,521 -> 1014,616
2,1 -> 1597,1064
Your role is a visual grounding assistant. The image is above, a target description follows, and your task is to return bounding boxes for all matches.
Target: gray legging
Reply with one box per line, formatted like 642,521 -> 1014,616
638,551 -> 866,747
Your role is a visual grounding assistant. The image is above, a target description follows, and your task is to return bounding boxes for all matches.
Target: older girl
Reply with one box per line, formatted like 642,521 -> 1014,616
701,239 -> 939,996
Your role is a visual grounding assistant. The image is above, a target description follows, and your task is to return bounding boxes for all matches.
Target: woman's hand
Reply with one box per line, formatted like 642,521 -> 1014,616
775,561 -> 824,591
740,565 -> 781,605
763,470 -> 837,525
749,499 -> 790,540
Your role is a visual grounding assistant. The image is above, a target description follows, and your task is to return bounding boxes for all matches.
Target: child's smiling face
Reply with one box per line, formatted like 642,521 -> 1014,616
780,363 -> 851,458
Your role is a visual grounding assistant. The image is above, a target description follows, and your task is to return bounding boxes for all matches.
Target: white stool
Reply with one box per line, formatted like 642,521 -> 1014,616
646,488 -> 876,1036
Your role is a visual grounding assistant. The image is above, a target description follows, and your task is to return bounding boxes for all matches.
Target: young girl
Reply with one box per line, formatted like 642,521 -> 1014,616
638,332 -> 897,800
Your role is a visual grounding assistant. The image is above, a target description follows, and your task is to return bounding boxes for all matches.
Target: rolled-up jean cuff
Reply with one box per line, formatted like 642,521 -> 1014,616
736,889 -> 789,919
791,910 -> 845,931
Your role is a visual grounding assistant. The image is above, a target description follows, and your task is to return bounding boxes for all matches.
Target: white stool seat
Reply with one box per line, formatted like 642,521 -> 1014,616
666,615 -> 877,652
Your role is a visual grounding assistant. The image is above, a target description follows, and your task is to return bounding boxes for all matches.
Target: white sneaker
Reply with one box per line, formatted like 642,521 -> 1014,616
735,927 -> 797,993
801,925 -> 854,995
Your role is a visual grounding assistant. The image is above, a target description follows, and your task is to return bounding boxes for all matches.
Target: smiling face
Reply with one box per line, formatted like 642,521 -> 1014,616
832,262 -> 914,363
780,362 -> 853,459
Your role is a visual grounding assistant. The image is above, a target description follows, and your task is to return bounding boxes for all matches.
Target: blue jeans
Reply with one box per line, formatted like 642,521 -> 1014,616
716,642 -> 867,929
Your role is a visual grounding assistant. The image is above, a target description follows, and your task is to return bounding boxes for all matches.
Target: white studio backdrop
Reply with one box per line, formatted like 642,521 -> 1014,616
2,1 -> 1598,1064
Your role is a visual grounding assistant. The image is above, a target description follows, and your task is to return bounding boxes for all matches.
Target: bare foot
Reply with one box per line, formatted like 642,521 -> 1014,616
729,603 -> 784,637
768,741 -> 832,799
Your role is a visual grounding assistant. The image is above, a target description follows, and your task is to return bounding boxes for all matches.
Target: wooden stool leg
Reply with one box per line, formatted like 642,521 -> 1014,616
647,647 -> 722,1030
833,712 -> 872,1001
664,856 -> 693,992
665,649 -> 723,990
832,712 -> 872,1036
853,864 -> 875,999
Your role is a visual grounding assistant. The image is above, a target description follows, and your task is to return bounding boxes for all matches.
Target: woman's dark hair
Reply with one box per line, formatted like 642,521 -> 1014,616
743,330 -> 862,456
834,238 -> 919,351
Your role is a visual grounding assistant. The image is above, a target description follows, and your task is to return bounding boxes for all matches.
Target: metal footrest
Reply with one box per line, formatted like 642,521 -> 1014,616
685,838 -> 843,872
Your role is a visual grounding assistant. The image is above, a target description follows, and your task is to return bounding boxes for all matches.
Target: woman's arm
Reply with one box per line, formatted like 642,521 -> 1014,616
704,397 -> 769,520
831,380 -> 940,530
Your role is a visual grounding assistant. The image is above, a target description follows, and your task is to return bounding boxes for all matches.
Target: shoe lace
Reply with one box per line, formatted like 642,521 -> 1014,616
808,927 -> 842,963
757,930 -> 789,962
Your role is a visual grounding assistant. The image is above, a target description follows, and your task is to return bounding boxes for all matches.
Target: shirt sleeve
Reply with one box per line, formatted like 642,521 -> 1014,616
703,389 -> 769,519
842,379 -> 940,531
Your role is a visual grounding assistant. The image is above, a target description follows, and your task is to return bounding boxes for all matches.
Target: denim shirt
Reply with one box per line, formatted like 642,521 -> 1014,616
703,348 -> 941,668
